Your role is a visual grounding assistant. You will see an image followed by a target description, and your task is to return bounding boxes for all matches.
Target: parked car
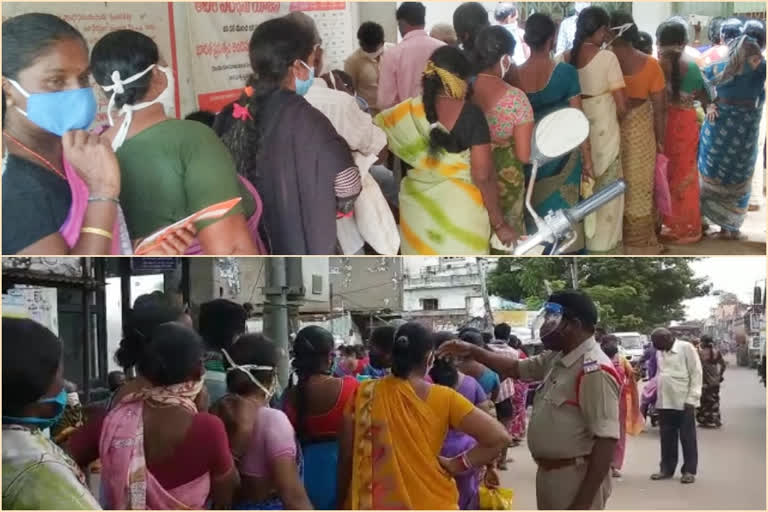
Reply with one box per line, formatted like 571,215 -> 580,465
615,332 -> 647,377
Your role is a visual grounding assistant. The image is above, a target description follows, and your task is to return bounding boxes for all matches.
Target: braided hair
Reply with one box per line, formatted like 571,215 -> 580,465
289,325 -> 334,441
215,18 -> 315,186
570,6 -> 610,66
421,46 -> 472,155
657,20 -> 688,102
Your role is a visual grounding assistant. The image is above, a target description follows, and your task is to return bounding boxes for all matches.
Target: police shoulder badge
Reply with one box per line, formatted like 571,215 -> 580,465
583,358 -> 600,374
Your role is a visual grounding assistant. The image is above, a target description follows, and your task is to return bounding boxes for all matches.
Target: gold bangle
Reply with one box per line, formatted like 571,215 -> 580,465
81,227 -> 113,240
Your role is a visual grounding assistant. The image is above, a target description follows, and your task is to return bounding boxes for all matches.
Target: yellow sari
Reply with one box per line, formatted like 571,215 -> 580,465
346,376 -> 474,510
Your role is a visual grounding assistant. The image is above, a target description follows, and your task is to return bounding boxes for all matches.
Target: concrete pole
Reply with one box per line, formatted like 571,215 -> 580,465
264,258 -> 290,389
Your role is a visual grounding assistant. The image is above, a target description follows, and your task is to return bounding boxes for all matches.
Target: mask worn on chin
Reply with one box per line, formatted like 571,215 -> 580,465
295,60 -> 315,96
102,64 -> 176,151
364,47 -> 385,59
3,388 -> 68,430
7,79 -> 97,137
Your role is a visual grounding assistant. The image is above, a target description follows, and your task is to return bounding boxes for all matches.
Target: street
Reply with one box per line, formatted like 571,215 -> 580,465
501,360 -> 766,510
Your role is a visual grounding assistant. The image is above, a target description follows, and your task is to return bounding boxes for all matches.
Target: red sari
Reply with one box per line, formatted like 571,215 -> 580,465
661,106 -> 702,243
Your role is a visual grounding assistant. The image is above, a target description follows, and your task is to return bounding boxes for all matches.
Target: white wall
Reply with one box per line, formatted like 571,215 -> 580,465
404,286 -> 475,311
631,2 -> 673,42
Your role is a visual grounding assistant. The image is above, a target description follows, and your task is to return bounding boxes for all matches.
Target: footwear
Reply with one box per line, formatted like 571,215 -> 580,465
681,474 -> 696,484
651,473 -> 674,480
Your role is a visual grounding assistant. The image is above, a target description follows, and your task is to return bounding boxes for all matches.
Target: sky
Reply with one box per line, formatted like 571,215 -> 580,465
685,257 -> 766,320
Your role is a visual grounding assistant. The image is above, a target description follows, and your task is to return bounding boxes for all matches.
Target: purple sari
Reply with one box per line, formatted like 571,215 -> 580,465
441,374 -> 487,510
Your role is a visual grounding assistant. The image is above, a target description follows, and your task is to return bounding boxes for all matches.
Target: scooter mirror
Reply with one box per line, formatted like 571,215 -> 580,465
531,108 -> 590,163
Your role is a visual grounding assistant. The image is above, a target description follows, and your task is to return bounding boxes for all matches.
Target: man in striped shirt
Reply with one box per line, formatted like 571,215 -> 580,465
488,322 -> 520,469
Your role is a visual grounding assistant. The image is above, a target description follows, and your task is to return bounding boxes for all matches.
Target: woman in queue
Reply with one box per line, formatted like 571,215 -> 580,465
338,322 -> 509,509
565,6 -> 628,254
699,34 -> 766,240
656,20 -> 711,244
70,323 -> 238,509
515,13 -> 591,253
3,319 -> 101,509
215,17 -> 361,255
610,12 -> 667,254
2,14 -> 129,255
471,26 -> 534,244
90,30 -> 261,254
374,46 -> 517,254
282,326 -> 358,509
211,334 -> 312,509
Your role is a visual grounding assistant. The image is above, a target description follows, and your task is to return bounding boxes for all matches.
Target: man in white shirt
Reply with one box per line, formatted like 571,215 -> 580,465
494,2 -> 529,65
556,2 -> 590,55
650,328 -> 703,484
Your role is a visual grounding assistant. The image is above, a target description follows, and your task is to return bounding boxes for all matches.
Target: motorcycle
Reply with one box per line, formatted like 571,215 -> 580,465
490,107 -> 627,255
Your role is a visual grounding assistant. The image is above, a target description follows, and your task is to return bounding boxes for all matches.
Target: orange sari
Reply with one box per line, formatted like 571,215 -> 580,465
346,376 -> 474,510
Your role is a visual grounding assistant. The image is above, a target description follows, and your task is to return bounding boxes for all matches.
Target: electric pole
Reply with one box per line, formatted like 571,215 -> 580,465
570,258 -> 579,289
264,258 -> 289,389
477,258 -> 495,328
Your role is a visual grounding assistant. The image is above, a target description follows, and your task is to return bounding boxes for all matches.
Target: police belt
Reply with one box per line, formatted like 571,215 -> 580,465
534,455 -> 589,471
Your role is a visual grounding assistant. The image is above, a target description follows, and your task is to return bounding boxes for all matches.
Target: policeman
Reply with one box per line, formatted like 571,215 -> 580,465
439,290 -> 620,510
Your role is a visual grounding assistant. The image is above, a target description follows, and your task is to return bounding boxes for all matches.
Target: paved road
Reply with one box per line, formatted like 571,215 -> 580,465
501,362 -> 766,510
665,204 -> 765,256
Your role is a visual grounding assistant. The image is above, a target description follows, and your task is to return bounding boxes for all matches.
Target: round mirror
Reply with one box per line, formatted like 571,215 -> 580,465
534,108 -> 590,160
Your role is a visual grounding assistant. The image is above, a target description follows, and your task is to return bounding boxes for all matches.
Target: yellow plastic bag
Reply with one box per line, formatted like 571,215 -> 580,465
479,484 -> 514,510
479,468 -> 514,509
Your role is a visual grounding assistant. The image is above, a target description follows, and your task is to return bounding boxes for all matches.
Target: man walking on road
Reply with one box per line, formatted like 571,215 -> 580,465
440,290 -> 621,510
650,328 -> 703,484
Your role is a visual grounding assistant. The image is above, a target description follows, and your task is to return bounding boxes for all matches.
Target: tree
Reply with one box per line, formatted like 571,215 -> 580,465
487,258 -> 711,332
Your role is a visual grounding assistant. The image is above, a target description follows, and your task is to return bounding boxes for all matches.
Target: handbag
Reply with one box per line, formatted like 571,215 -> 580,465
478,468 -> 515,510
654,153 -> 672,216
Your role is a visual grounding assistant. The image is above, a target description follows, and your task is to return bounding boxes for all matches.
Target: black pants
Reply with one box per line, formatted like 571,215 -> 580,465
659,408 -> 698,476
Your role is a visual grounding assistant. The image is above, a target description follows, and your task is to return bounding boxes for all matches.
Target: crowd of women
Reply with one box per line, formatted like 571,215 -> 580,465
5,286 -> 666,510
2,5 -> 765,256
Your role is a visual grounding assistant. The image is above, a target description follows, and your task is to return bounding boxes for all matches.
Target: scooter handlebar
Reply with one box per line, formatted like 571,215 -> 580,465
567,180 -> 627,223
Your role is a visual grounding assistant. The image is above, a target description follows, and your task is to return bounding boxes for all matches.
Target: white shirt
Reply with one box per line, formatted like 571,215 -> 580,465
304,83 -> 399,255
656,340 -> 703,410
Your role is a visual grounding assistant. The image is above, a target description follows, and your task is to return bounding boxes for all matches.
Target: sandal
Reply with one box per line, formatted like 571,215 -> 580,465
681,474 -> 696,484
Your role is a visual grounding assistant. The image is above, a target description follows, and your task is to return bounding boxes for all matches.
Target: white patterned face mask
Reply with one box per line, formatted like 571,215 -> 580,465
221,348 -> 276,399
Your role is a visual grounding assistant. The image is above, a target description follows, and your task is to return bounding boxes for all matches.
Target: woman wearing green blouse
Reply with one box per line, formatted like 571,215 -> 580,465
90,29 -> 261,254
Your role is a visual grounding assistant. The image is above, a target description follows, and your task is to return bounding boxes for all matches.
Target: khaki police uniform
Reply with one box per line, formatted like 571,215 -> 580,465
519,336 -> 621,510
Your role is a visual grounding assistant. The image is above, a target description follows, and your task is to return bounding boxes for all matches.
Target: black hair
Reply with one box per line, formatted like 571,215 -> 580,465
2,318 -> 62,416
494,3 -> 517,23
422,46 -> 472,155
609,11 -> 639,45
290,326 -> 334,440
198,299 -> 247,351
2,13 -> 86,81
494,322 -> 512,341
369,325 -> 396,353
138,322 -> 204,387
636,31 -> 654,55
700,334 -> 715,346
508,334 -> 522,350
459,327 -> 485,347
185,110 -> 216,128
353,345 -> 367,358
481,331 -> 493,346
216,18 -> 315,186
721,18 -> 744,44
91,30 -> 159,109
429,331 -> 460,387
115,291 -> 184,370
454,2 -> 490,52
745,19 -> 766,49
325,69 -> 355,91
524,13 -> 557,51
657,20 -> 688,102
570,6 -> 610,66
391,322 -> 434,378
358,21 -> 385,52
339,345 -> 355,356
548,289 -> 598,332
600,334 -> 619,358
224,333 -> 277,395
107,371 -> 126,392
474,26 -> 515,74
396,2 -> 426,27
709,16 -> 726,45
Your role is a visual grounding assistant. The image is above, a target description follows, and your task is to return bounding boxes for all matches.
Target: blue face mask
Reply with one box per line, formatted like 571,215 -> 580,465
3,388 -> 68,430
7,79 -> 97,136
294,61 -> 315,96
